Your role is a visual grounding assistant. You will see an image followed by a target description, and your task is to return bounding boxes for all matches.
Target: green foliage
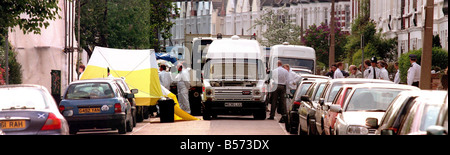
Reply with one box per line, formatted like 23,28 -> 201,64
0,43 -> 22,84
301,23 -> 348,67
0,0 -> 60,34
345,0 -> 397,64
77,0 -> 179,55
398,48 -> 448,83
252,6 -> 302,47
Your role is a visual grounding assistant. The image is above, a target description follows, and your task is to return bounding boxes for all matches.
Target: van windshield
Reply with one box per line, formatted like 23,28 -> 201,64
204,59 -> 265,80
277,57 -> 314,72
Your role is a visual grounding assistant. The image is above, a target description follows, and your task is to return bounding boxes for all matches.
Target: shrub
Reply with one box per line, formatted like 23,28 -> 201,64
398,48 -> 448,83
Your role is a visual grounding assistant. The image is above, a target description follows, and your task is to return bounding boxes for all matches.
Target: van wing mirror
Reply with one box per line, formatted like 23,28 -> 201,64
329,105 -> 342,113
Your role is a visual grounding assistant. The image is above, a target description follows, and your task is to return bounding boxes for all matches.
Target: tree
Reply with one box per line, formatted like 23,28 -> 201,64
301,23 -> 348,67
1,0 -> 58,84
77,0 -> 178,55
344,0 -> 397,65
0,0 -> 60,35
252,6 -> 302,47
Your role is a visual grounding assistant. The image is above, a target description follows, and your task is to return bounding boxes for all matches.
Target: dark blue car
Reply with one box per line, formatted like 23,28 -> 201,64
59,79 -> 135,134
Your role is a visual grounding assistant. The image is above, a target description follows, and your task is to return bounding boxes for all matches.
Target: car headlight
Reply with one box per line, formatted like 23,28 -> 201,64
347,126 -> 369,135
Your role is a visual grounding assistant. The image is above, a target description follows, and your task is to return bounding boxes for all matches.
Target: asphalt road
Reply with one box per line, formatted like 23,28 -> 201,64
75,112 -> 289,135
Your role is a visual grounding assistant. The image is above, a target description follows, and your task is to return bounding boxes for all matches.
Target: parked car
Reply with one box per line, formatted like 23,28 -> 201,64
295,79 -> 329,135
330,84 -> 419,135
373,90 -> 447,135
323,85 -> 355,135
286,76 -> 329,135
112,78 -> 138,127
314,79 -> 393,135
59,78 -> 136,134
396,91 -> 447,135
427,93 -> 448,135
0,85 -> 69,135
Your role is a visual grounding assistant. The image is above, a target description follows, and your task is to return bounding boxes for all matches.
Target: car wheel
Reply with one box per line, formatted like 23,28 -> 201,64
118,118 -> 127,134
126,114 -> 133,132
69,127 -> 78,135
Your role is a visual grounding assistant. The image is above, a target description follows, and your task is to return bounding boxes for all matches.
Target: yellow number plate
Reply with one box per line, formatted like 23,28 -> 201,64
0,120 -> 26,129
79,108 -> 101,114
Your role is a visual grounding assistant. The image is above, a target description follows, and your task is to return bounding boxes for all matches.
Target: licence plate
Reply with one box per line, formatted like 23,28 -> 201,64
224,102 -> 243,107
79,108 -> 101,114
0,120 -> 26,129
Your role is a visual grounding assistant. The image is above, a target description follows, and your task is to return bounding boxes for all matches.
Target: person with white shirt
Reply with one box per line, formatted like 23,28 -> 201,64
394,62 -> 400,84
333,62 -> 345,79
269,60 -> 289,122
158,64 -> 172,90
283,64 -> 301,95
407,54 -> 421,87
378,60 -> 390,81
364,57 -> 381,79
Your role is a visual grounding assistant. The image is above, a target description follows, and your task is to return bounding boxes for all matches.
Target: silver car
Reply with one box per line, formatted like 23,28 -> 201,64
0,85 -> 69,135
330,84 -> 419,135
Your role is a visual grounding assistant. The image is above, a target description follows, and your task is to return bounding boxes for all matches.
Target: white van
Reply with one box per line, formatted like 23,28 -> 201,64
201,36 -> 267,120
269,44 -> 316,74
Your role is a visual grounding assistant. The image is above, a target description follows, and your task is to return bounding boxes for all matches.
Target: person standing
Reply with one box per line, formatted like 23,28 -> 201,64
334,62 -> 345,79
365,57 -> 381,79
283,64 -> 301,95
158,64 -> 172,90
175,64 -> 191,114
407,54 -> 421,87
394,62 -> 400,84
325,64 -> 337,79
269,60 -> 289,123
378,60 -> 390,81
348,65 -> 362,78
78,64 -> 85,80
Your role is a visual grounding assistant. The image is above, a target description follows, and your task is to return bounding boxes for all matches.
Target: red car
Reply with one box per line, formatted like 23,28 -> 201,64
323,85 -> 354,135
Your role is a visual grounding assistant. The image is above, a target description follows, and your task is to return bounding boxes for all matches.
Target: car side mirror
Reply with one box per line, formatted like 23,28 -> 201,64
365,117 -> 379,128
126,93 -> 135,99
381,129 -> 395,135
329,105 -> 342,113
300,95 -> 310,102
319,98 -> 325,106
427,126 -> 447,135
287,94 -> 294,99
131,89 -> 138,94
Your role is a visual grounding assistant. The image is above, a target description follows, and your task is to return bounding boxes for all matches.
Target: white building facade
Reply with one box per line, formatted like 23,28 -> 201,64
169,0 -> 352,47
370,0 -> 448,56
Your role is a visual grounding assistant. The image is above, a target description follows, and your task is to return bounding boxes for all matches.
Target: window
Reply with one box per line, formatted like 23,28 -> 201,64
65,82 -> 114,99
295,83 -> 313,101
313,83 -> 326,101
345,88 -> 403,111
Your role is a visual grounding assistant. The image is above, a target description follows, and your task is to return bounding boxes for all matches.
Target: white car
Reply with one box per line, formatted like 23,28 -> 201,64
330,84 -> 420,135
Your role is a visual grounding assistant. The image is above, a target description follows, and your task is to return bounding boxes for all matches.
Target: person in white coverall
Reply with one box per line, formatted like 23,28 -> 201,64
175,64 -> 191,114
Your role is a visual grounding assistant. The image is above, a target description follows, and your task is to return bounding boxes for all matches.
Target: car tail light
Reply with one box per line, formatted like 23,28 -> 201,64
293,101 -> 301,106
40,113 -> 62,130
114,103 -> 121,113
59,105 -> 65,113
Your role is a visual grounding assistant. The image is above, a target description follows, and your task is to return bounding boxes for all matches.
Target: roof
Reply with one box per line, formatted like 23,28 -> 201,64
69,78 -> 117,85
327,78 -> 394,84
0,84 -> 46,89
350,83 -> 421,91
206,39 -> 263,59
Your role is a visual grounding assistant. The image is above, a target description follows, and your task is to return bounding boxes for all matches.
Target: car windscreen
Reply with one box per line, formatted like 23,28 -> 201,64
204,59 -> 265,80
0,87 -> 49,111
294,83 -> 312,101
65,82 -> 114,99
345,88 -> 403,111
